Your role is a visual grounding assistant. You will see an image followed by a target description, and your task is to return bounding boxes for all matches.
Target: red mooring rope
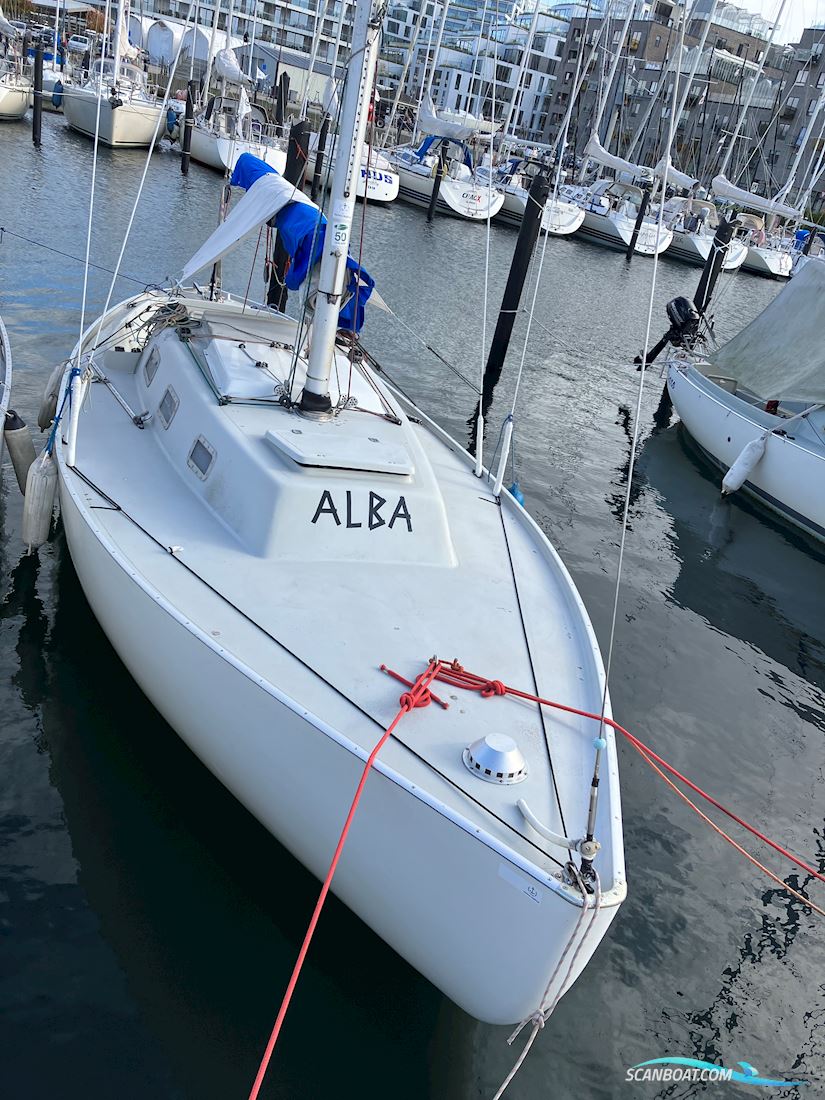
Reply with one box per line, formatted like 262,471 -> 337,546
247,657 -> 824,1097
246,659 -> 442,1100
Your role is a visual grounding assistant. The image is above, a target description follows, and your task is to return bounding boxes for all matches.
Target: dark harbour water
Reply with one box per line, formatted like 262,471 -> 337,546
1,114 -> 824,1099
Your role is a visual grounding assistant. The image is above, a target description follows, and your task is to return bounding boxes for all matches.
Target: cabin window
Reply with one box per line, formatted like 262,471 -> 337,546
158,386 -> 180,429
144,347 -> 160,387
187,436 -> 216,480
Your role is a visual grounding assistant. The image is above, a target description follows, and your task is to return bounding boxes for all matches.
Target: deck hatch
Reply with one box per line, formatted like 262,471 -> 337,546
265,427 -> 415,475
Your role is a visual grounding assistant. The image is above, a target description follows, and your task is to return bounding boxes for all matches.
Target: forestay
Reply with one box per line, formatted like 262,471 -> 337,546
711,174 -> 801,220
710,259 -> 825,403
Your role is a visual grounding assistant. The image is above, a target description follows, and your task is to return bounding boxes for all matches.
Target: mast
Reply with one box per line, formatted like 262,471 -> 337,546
300,0 -> 332,118
113,0 -> 125,77
423,0 -> 449,105
717,0 -> 789,181
381,2 -> 424,145
671,0 -> 719,146
203,0 -> 221,99
578,0 -> 635,180
300,0 -> 382,414
501,0 -> 540,139
247,0 -> 257,80
774,87 -> 825,205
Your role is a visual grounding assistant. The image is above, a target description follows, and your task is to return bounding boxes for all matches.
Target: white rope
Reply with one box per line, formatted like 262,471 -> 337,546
89,0 -> 198,361
74,0 -> 112,372
491,869 -> 602,1100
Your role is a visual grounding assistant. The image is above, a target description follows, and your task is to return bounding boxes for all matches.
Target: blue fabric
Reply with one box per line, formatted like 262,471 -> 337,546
415,135 -> 437,160
230,153 -> 373,331
339,259 -> 374,333
276,203 -> 326,290
230,152 -> 277,191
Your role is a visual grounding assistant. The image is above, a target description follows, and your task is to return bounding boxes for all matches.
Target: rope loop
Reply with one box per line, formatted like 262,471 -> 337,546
481,679 -> 506,698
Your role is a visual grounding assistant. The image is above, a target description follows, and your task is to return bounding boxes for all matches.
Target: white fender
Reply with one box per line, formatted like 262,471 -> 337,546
22,449 -> 58,550
722,434 -> 768,495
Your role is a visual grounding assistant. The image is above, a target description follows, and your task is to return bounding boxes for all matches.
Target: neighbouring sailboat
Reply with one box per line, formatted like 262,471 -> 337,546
44,0 -> 624,1027
187,0 -> 286,174
0,12 -> 31,121
668,259 -> 825,540
63,0 -> 164,147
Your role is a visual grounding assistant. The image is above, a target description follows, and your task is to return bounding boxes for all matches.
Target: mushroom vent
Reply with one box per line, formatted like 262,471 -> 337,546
462,734 -> 528,785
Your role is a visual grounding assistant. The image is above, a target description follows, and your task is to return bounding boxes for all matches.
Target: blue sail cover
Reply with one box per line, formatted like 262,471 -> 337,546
229,154 -> 374,324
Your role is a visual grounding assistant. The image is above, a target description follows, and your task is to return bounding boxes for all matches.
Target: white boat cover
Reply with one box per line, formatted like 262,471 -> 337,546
584,132 -> 647,178
180,171 -> 316,283
654,157 -> 698,190
0,5 -> 19,35
711,174 -> 801,219
711,259 -> 825,403
215,47 -> 247,85
418,94 -> 487,141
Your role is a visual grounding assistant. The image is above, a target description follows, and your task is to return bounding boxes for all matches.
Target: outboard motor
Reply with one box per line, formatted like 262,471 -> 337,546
664,296 -> 700,348
634,295 -> 701,366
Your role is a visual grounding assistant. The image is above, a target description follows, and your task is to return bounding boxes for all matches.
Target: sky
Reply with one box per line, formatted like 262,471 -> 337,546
734,0 -> 825,43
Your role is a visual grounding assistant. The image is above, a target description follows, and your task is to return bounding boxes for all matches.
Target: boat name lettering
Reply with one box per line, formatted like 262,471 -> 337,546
311,490 -> 413,532
462,192 -> 482,202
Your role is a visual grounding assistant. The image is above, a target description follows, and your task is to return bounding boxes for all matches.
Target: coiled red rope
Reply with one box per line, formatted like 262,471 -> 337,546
247,656 -> 823,1098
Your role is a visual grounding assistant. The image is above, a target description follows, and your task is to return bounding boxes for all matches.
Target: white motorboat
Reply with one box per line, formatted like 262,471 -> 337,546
189,93 -> 286,175
661,197 -> 747,271
389,140 -> 505,221
667,260 -> 825,541
63,59 -> 163,147
0,58 -> 31,120
307,140 -> 399,203
478,159 -> 584,234
47,0 -> 624,1029
562,179 -> 672,256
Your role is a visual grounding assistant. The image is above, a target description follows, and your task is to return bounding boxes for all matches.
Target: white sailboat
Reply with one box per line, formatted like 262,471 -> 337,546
0,7 -> 31,122
667,259 -> 825,541
563,137 -> 673,256
711,174 -> 797,279
63,1 -> 163,148
0,315 -> 11,458
479,156 -> 583,234
655,160 -> 747,271
307,138 -> 399,203
391,136 -> 505,219
0,56 -> 30,120
47,0 -> 624,1027
187,1 -> 286,175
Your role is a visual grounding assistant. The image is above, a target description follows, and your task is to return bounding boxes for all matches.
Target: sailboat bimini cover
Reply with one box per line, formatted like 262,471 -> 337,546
584,133 -> 648,179
711,174 -> 801,220
710,259 -> 825,403
180,155 -> 374,331
653,157 -> 698,191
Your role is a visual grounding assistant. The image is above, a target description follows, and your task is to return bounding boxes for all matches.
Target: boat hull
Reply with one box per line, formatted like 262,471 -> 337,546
495,190 -> 585,234
0,83 -> 29,120
63,86 -> 163,147
666,232 -> 747,271
57,463 -> 620,1024
307,151 -> 398,203
667,361 -> 825,541
188,127 -> 287,174
394,163 -> 505,220
741,246 -> 792,279
577,208 -> 672,255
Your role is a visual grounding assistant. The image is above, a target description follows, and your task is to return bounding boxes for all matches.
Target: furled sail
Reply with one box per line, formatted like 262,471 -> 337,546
654,157 -> 698,191
711,174 -> 801,219
215,47 -> 247,85
180,155 -> 374,332
584,132 -> 648,178
710,259 -> 825,403
118,0 -> 140,59
418,93 -> 487,141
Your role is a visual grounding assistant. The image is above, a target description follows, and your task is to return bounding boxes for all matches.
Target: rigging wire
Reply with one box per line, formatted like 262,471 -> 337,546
74,0 -> 112,373
89,0 -> 198,355
0,227 -> 148,287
